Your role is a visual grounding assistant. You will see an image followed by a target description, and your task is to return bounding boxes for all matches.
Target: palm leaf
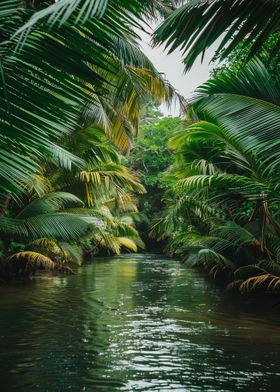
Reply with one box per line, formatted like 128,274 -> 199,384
0,0 -> 179,193
153,0 -> 280,70
16,192 -> 84,219
8,251 -> 55,270
239,274 -> 280,293
59,242 -> 83,265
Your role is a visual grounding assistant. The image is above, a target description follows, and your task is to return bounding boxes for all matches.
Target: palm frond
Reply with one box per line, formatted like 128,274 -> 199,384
14,0 -> 110,41
239,274 -> 280,293
235,265 -> 268,280
32,238 -> 61,254
80,162 -> 145,206
0,0 -> 179,193
100,236 -> 138,254
211,222 -> 257,251
191,61 -> 280,175
114,237 -> 138,253
59,242 -> 83,266
8,251 -> 55,270
16,192 -> 84,219
153,0 -> 280,70
23,174 -> 52,198
0,213 -> 97,242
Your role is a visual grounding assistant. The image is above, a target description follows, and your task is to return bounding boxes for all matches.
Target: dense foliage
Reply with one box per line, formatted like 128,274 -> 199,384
0,0 -> 181,278
127,108 -> 185,247
212,33 -> 280,79
1,0 -> 280,298
148,60 -> 280,293
154,0 -> 280,71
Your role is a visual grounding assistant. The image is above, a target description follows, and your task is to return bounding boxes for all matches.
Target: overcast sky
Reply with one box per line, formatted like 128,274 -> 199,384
139,27 -> 217,116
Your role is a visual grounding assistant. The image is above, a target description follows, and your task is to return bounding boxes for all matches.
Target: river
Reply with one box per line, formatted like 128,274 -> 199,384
0,254 -> 280,391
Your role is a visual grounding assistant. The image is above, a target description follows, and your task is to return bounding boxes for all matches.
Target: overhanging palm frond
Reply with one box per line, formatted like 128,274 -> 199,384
195,96 -> 280,173
239,274 -> 280,293
98,235 -> 138,254
83,60 -> 183,151
176,173 -> 264,199
153,0 -> 280,71
14,0 -> 181,42
211,222 -> 257,252
80,162 -> 145,206
0,213 -> 100,242
59,242 -> 83,266
8,251 -> 55,270
197,248 -> 229,265
23,174 -> 52,198
0,192 -> 104,242
191,61 -> 280,175
49,144 -> 85,171
32,238 -> 62,254
0,0 -> 180,193
14,0 -> 110,40
31,237 -> 83,266
169,121 -> 254,176
194,60 -> 280,103
16,192 -> 84,219
114,237 -> 138,253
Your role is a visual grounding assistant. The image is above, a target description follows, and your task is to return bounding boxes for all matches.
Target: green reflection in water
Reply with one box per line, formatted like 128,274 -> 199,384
0,254 -> 280,392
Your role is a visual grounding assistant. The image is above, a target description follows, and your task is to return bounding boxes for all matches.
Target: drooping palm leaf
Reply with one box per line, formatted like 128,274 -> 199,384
0,0 -> 180,194
191,61 -> 280,175
0,213 -> 101,242
8,251 -> 55,270
153,0 -> 280,71
0,192 -> 103,242
16,192 -> 84,218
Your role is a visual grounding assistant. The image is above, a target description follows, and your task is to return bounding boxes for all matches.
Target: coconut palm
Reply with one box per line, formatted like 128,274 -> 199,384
154,60 -> 280,292
59,127 -> 146,256
0,189 -> 144,277
0,0 -> 180,195
0,0 -> 184,277
0,192 -> 102,276
0,192 -> 102,242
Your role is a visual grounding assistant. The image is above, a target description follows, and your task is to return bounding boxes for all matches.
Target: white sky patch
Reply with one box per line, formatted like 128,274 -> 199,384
138,26 -> 219,116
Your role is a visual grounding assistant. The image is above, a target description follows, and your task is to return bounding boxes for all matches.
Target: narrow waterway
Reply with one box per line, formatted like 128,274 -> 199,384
0,254 -> 280,392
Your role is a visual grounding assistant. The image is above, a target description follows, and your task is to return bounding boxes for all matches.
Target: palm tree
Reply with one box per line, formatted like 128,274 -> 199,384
0,192 -> 103,276
49,127 -> 146,258
154,60 -> 280,292
0,1 -> 183,276
153,0 -> 280,70
0,189 -> 144,277
0,0 -> 180,195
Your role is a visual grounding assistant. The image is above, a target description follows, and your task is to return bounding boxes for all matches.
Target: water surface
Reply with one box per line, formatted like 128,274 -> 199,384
0,254 -> 280,391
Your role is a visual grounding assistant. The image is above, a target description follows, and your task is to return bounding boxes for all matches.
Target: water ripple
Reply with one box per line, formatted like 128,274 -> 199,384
0,254 -> 280,391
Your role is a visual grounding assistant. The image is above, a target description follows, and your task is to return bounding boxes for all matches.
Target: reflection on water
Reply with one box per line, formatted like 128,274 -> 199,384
0,254 -> 280,391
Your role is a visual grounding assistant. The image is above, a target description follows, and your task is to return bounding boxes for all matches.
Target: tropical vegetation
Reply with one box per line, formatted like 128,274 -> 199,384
145,0 -> 279,294
127,108 -> 185,248
149,59 -> 280,293
1,0 -> 280,297
0,0 -> 181,278
154,0 -> 280,71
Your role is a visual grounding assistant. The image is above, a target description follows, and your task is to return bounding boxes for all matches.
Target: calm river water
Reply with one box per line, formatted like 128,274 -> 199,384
0,254 -> 280,391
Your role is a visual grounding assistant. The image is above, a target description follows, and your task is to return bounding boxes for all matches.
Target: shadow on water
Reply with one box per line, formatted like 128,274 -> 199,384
0,253 -> 280,392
